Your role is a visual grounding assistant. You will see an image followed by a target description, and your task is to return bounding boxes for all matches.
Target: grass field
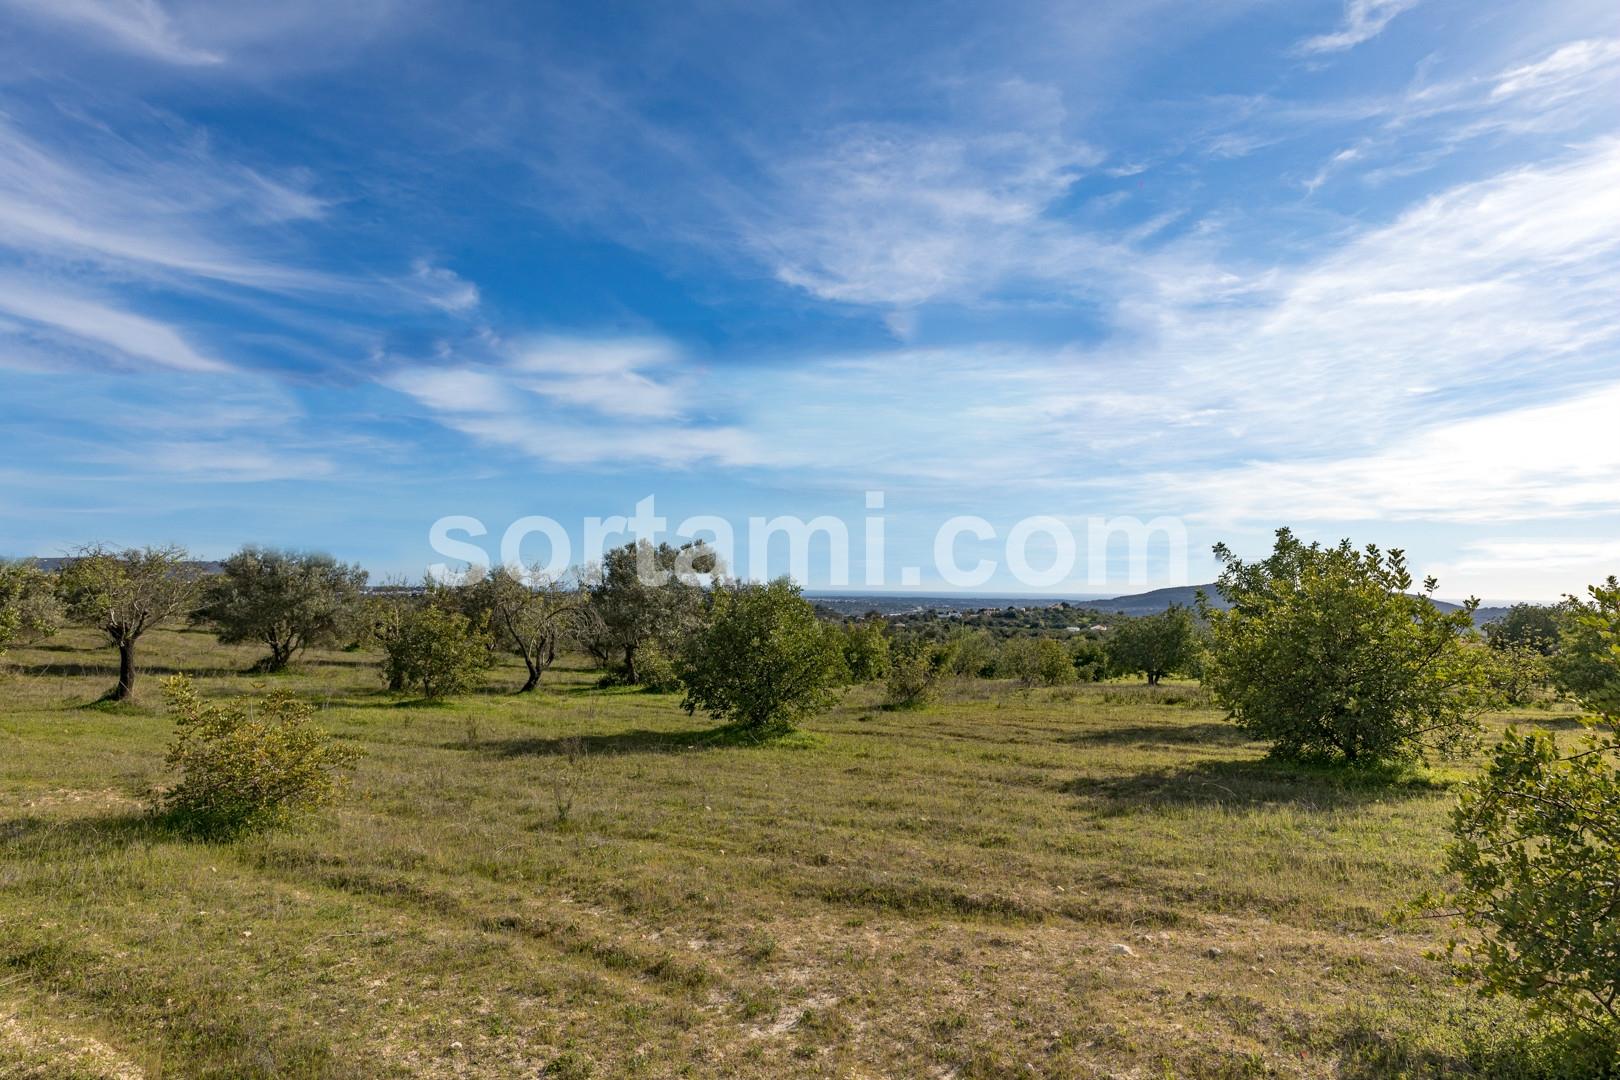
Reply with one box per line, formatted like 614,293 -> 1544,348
0,627 -> 1583,1078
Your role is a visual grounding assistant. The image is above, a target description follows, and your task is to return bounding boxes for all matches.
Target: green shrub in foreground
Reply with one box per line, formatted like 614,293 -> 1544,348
1441,577 -> 1620,1054
162,675 -> 359,832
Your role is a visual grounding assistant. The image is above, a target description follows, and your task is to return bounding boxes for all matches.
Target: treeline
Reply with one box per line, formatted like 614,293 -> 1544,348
0,540 -> 1208,706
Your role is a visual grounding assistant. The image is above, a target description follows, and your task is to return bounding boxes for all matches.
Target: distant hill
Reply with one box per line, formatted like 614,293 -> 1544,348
1090,584 -> 1220,618
1095,583 -> 1508,628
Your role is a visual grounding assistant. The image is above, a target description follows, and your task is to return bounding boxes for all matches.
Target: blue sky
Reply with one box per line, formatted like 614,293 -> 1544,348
1,0 -> 1617,599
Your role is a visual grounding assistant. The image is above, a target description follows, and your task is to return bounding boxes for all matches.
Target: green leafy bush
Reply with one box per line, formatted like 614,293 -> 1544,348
1201,529 -> 1495,765
885,640 -> 943,709
839,619 -> 891,683
379,604 -> 492,700
1441,577 -> 1620,1053
678,578 -> 842,730
635,642 -> 683,693
162,675 -> 359,833
996,636 -> 1079,687
1555,576 -> 1620,718
1069,636 -> 1108,682
0,559 -> 58,661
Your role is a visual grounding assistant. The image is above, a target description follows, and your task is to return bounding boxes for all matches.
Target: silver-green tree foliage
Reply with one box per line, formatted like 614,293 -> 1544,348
584,540 -> 712,684
162,675 -> 359,834
196,547 -> 368,672
461,566 -> 583,692
1200,528 -> 1494,765
0,559 -> 59,660
1443,577 -> 1620,1041
57,544 -> 202,701
838,618 -> 891,683
997,636 -> 1077,687
677,578 -> 842,731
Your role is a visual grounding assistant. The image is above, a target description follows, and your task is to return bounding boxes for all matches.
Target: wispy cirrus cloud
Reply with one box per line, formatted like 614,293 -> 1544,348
1294,0 -> 1419,55
382,336 -> 759,468
726,137 -> 1620,523
1159,380 -> 1620,527
1491,38 -> 1620,101
0,274 -> 225,372
0,0 -> 223,66
0,113 -> 334,292
754,83 -> 1106,308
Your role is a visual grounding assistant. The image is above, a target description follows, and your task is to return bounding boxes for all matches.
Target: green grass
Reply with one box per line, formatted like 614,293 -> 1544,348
0,627 -> 1588,1077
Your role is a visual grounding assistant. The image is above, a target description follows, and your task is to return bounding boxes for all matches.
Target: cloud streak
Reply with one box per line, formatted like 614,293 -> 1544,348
0,0 -> 224,65
1294,0 -> 1418,55
0,275 -> 226,372
383,336 -> 761,468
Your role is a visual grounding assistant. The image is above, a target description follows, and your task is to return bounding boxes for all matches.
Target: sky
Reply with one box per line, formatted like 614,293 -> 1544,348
0,0 -> 1617,600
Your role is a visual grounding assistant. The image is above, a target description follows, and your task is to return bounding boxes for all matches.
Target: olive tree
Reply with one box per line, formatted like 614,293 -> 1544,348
1200,529 -> 1494,765
884,638 -> 943,709
57,544 -> 202,701
584,540 -> 712,684
463,566 -> 584,691
0,559 -> 59,660
195,547 -> 368,671
1554,576 -> 1620,718
1440,577 -> 1620,1049
677,578 -> 842,731
1107,605 -> 1198,685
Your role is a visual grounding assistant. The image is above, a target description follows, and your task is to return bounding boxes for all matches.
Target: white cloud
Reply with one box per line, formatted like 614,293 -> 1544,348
141,441 -> 335,481
1159,380 -> 1620,526
404,260 -> 480,314
1294,0 -> 1419,56
383,367 -> 511,413
1447,539 -> 1620,574
511,337 -> 685,419
1424,536 -> 1620,602
0,115 -> 335,292
0,276 -> 226,371
383,336 -> 758,467
717,138 -> 1620,528
0,0 -> 223,65
1491,39 -> 1620,101
746,82 -> 1109,307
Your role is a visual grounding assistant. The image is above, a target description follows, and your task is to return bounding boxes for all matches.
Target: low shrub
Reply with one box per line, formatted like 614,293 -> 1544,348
379,605 -> 492,699
161,675 -> 359,833
635,643 -> 683,693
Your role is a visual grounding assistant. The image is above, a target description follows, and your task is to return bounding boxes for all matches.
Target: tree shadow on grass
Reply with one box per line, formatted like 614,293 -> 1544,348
2,804 -> 300,851
1332,1015 -> 1611,1080
487,723 -> 791,757
1063,721 -> 1253,748
11,661 -> 244,679
0,809 -> 190,853
1061,756 -> 1452,814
